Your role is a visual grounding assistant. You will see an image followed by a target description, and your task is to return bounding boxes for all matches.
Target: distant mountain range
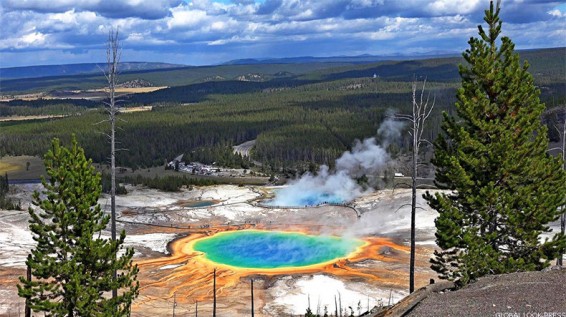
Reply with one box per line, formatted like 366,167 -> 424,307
222,51 -> 461,65
1,47 -> 562,93
0,62 -> 186,80
0,53 -> 462,81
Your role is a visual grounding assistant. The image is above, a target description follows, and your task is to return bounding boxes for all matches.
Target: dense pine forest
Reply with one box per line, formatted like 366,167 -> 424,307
0,48 -> 564,173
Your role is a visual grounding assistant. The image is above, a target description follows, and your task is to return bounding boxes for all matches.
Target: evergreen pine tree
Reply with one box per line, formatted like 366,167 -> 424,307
18,136 -> 139,316
424,0 -> 566,285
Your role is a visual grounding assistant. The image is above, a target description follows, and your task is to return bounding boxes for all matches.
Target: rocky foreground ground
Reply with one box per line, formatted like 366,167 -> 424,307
377,267 -> 566,317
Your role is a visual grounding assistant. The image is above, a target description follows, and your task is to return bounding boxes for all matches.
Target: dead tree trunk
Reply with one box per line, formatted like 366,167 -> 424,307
250,279 -> 254,317
395,79 -> 435,293
212,268 -> 217,317
410,109 -> 418,294
25,255 -> 31,317
338,292 -> 342,317
559,106 -> 566,266
172,293 -> 176,317
103,28 -> 121,301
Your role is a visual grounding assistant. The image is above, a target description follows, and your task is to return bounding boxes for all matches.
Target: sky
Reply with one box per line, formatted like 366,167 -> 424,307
0,0 -> 564,68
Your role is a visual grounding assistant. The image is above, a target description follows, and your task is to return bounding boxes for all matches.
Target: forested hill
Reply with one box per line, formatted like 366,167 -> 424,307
0,47 -> 563,173
0,62 -> 354,93
123,47 -> 564,105
311,47 -> 565,82
0,62 -> 185,80
2,47 -> 562,94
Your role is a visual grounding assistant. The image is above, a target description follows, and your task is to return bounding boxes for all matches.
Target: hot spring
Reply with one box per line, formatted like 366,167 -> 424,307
265,190 -> 347,207
191,230 -> 364,269
180,200 -> 218,208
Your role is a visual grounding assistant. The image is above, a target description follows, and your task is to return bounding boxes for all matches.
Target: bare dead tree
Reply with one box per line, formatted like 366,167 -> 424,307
102,27 -> 121,301
394,79 -> 435,293
561,112 -> 566,267
250,278 -> 254,317
194,300 -> 198,317
172,292 -> 176,317
547,105 -> 566,266
212,268 -> 217,317
338,291 -> 342,317
24,255 -> 31,317
555,106 -> 566,266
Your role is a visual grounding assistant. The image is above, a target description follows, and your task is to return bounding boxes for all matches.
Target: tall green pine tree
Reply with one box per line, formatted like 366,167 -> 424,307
18,136 -> 139,316
424,1 -> 566,285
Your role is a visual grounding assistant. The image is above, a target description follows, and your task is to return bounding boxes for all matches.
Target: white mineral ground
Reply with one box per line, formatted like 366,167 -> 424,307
0,184 -> 563,316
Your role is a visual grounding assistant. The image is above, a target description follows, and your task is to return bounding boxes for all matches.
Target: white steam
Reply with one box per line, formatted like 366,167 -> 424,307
335,137 -> 390,179
269,118 -> 404,207
377,116 -> 405,147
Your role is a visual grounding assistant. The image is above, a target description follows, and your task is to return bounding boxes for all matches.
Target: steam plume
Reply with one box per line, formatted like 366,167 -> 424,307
269,118 -> 404,207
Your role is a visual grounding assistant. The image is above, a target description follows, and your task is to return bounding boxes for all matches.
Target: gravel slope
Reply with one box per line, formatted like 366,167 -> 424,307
395,268 -> 566,317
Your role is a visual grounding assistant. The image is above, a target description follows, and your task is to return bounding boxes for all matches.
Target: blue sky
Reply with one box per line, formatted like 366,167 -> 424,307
0,0 -> 564,68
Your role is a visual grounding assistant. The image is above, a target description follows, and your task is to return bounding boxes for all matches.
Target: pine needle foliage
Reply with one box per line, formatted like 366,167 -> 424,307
424,1 -> 566,285
18,136 -> 139,316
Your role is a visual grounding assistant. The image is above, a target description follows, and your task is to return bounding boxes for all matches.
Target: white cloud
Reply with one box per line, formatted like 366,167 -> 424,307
41,10 -> 100,32
548,9 -> 565,18
426,0 -> 481,15
51,9 -> 81,24
208,34 -> 260,45
366,30 -> 396,41
0,30 -> 71,50
167,8 -> 209,29
349,0 -> 385,8
2,0 -> 183,19
2,0 -> 99,12
0,0 -> 563,67
20,32 -> 46,45
124,32 -> 176,45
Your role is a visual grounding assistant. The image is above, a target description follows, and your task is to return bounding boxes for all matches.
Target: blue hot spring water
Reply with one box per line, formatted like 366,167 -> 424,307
266,190 -> 346,207
192,230 -> 363,269
293,192 -> 345,206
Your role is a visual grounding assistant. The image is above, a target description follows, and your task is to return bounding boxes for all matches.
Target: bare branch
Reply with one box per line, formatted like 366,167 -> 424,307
395,203 -> 427,213
93,119 -> 110,126
395,203 -> 412,213
420,138 -> 434,147
393,114 -> 414,121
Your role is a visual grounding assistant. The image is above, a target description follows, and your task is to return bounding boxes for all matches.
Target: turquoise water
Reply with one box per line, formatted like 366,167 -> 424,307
193,231 -> 363,269
266,190 -> 346,207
